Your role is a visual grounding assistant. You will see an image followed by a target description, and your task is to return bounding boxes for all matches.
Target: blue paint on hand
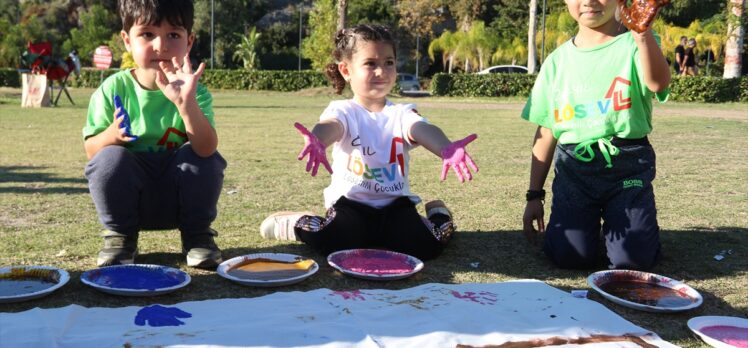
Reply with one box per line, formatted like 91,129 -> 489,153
113,95 -> 139,141
134,305 -> 192,327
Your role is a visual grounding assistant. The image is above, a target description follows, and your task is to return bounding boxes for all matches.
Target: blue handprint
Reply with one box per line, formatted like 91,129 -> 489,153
134,305 -> 192,327
113,95 -> 139,141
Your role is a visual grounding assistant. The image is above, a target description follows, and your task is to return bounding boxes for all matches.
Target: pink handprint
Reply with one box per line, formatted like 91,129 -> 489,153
440,134 -> 479,182
294,122 -> 333,176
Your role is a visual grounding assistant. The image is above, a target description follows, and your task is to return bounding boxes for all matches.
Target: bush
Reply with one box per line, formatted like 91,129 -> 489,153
0,69 -> 21,87
429,73 -> 536,98
668,76 -> 741,103
200,70 -> 328,91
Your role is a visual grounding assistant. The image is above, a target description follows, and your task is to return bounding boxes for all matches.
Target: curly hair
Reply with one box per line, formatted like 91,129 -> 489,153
324,24 -> 396,95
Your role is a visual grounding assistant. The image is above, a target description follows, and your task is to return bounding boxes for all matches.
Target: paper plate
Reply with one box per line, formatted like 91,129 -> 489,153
587,270 -> 702,312
217,253 -> 318,287
81,264 -> 190,296
327,249 -> 424,281
0,266 -> 69,303
688,316 -> 748,348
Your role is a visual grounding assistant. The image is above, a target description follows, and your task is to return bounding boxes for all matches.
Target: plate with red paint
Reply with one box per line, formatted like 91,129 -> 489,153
688,316 -> 748,348
587,270 -> 702,312
81,264 -> 190,296
0,266 -> 70,303
327,249 -> 424,281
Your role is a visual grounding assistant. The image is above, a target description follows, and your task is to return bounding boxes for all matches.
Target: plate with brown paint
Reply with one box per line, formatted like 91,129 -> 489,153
0,266 -> 70,303
587,270 -> 702,312
217,253 -> 319,287
688,316 -> 748,348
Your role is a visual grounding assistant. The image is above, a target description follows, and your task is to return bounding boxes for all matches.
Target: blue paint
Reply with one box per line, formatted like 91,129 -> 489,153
134,305 -> 192,327
84,266 -> 187,290
113,95 -> 139,141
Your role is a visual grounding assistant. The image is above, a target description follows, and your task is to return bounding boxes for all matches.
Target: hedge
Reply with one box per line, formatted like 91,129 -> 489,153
1,68 -> 747,103
429,72 -> 748,103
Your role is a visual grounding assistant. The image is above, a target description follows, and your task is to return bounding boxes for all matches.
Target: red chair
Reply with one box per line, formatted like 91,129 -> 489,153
21,42 -> 75,106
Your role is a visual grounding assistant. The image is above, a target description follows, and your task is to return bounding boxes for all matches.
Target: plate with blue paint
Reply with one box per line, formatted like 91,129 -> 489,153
0,266 -> 70,303
81,264 -> 190,296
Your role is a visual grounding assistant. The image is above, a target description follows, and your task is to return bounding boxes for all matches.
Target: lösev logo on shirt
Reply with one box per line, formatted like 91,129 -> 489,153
553,77 -> 633,123
146,127 -> 187,152
623,179 -> 643,189
345,136 -> 405,187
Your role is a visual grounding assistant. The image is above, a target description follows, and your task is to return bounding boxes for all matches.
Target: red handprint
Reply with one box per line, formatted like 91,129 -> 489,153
619,0 -> 671,33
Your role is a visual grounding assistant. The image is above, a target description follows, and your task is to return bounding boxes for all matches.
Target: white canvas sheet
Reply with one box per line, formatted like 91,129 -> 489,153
0,280 -> 676,348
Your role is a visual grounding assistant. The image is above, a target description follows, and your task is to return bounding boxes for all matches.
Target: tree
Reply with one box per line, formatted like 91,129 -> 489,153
337,0 -> 348,31
62,4 -> 117,65
724,0 -> 745,78
527,0 -> 538,73
397,0 -> 445,38
302,0 -> 337,71
428,30 -> 459,73
448,0 -> 484,32
233,27 -> 261,70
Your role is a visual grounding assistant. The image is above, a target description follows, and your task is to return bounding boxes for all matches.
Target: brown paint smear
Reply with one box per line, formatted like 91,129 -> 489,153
457,334 -> 657,348
600,280 -> 695,307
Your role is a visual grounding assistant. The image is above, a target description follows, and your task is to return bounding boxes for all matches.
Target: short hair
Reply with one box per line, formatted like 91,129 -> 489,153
119,0 -> 194,33
325,24 -> 397,95
680,36 -> 688,41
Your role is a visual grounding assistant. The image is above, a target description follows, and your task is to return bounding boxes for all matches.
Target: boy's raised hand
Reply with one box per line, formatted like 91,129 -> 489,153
156,55 -> 206,108
440,134 -> 478,182
619,0 -> 670,33
294,122 -> 333,176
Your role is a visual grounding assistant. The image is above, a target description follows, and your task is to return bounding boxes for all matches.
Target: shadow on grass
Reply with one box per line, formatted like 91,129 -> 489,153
0,165 -> 88,194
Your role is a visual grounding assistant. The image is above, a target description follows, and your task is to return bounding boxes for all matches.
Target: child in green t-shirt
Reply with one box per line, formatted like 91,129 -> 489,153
521,0 -> 671,270
83,0 -> 225,269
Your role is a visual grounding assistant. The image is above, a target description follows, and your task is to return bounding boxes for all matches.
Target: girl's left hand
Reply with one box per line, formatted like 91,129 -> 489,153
156,55 -> 206,108
440,134 -> 478,183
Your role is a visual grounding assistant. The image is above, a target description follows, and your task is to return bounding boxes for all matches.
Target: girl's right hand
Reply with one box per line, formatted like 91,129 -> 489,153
522,200 -> 545,246
294,122 -> 333,176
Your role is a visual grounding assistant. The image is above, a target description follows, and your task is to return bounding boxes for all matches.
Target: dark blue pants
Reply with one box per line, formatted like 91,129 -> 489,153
544,142 -> 661,270
85,144 -> 226,237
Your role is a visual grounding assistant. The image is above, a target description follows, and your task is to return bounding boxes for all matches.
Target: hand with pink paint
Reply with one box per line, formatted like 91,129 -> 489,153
440,134 -> 479,182
295,122 -> 333,176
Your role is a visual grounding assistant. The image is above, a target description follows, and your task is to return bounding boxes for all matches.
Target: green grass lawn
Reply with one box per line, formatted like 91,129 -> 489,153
1,87 -> 746,346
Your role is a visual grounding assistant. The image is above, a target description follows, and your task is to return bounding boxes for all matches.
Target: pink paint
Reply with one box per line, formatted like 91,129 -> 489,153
450,290 -> 498,305
336,255 -> 414,275
331,290 -> 366,301
701,325 -> 748,348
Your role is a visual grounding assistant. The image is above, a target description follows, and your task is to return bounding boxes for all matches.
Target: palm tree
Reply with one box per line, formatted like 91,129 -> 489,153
465,21 -> 496,72
233,27 -> 261,70
527,0 -> 538,73
724,0 -> 745,78
429,31 -> 459,73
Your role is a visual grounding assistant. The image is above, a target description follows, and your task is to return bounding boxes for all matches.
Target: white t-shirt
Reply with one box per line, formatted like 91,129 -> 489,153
321,99 -> 425,209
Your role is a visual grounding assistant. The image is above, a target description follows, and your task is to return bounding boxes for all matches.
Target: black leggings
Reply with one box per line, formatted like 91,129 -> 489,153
295,196 -> 453,260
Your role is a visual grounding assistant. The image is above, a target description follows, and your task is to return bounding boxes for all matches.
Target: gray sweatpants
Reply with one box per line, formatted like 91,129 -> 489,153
85,144 -> 226,237
544,141 -> 661,270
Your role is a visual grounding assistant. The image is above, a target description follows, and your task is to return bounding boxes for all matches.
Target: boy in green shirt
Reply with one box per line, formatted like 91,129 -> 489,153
83,0 -> 225,269
521,0 -> 670,270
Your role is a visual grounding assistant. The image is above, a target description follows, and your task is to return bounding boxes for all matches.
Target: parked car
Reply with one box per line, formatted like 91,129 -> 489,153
475,65 -> 528,74
397,73 -> 420,91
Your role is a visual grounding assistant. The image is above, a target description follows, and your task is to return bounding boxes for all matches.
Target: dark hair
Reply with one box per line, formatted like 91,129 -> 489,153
325,24 -> 396,95
119,0 -> 194,33
680,36 -> 688,41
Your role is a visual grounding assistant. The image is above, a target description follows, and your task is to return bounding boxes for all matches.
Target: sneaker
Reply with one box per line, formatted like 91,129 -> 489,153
181,228 -> 223,269
259,211 -> 314,241
425,200 -> 452,223
97,230 -> 138,267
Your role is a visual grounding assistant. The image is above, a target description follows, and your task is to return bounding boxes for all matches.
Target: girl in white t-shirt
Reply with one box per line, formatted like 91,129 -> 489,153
259,24 -> 478,260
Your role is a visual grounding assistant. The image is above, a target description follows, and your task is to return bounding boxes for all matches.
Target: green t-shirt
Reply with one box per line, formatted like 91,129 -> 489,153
83,69 -> 214,153
521,31 -> 669,145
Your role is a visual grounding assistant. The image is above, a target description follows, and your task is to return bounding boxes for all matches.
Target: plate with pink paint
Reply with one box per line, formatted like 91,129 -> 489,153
327,249 -> 424,281
688,316 -> 748,348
